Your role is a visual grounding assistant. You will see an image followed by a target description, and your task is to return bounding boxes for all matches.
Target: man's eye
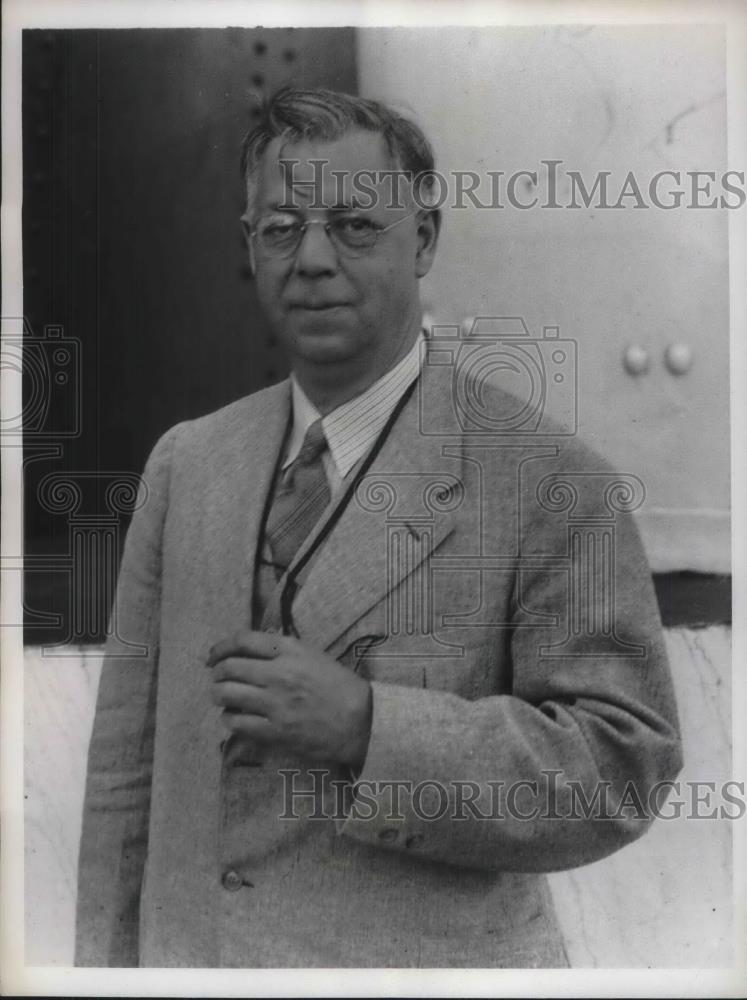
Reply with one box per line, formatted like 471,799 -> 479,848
335,217 -> 376,234
263,221 -> 299,237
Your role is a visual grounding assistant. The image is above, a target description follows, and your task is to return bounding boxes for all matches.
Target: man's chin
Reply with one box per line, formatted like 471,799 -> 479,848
285,318 -> 364,365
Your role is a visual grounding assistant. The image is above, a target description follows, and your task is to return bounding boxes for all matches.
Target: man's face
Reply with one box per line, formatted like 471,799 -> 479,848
248,130 -> 438,375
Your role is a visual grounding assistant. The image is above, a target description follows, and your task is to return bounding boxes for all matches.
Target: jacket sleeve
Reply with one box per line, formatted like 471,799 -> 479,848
339,457 -> 684,872
74,424 -> 179,966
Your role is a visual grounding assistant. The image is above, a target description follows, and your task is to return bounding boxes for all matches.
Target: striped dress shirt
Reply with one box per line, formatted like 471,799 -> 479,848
284,330 -> 425,495
252,331 -> 425,626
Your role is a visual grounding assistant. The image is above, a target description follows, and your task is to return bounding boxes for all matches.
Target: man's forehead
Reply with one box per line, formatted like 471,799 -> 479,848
256,130 -> 401,206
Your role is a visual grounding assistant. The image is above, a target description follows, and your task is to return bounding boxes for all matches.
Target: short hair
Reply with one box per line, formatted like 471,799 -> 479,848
239,85 -> 436,220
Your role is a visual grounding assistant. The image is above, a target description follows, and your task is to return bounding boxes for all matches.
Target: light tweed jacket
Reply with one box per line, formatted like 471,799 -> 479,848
76,358 -> 682,968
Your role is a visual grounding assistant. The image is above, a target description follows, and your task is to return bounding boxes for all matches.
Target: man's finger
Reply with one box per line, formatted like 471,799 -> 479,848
221,711 -> 276,744
211,656 -> 274,686
211,680 -> 270,716
207,629 -> 285,668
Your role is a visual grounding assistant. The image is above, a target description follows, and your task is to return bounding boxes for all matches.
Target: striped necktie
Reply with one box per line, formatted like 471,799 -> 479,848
265,419 -> 331,577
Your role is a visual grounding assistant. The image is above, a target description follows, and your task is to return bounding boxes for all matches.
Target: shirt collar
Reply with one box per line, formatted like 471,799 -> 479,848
286,330 -> 425,479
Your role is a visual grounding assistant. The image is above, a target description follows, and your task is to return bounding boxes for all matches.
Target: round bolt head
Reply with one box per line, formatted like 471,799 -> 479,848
623,345 -> 650,375
664,343 -> 693,375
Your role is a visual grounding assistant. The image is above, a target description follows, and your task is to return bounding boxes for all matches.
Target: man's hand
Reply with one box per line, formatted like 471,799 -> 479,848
207,630 -> 373,769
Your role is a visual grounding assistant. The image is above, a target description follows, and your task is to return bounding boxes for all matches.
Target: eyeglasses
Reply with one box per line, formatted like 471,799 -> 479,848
241,212 -> 415,260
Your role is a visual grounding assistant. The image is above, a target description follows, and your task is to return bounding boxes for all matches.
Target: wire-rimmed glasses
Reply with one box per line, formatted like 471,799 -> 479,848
241,211 -> 415,260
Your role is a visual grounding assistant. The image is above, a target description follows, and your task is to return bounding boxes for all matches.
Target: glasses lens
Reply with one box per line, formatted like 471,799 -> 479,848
329,217 -> 379,252
252,216 -> 384,259
256,219 -> 302,258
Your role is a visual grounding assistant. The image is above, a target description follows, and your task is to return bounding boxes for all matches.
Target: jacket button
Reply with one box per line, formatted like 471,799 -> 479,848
378,828 -> 398,843
221,869 -> 243,892
405,834 -> 425,849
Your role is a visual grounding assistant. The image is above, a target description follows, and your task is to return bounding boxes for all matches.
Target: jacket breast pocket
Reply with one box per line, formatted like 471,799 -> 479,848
346,630 -> 509,698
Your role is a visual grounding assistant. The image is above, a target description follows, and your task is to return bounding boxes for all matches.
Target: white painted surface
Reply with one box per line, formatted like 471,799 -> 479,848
24,626 -> 732,967
357,26 -> 730,572
549,626 -> 732,967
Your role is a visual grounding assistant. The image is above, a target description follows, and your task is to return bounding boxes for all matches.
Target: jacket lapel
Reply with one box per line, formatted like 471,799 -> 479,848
290,372 -> 465,653
203,382 -> 291,631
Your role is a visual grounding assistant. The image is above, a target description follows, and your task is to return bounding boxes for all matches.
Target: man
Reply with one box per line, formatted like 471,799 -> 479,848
76,87 -> 682,968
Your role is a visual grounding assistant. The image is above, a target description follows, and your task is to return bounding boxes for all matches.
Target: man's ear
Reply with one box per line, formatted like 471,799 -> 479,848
240,215 -> 257,277
415,209 -> 440,278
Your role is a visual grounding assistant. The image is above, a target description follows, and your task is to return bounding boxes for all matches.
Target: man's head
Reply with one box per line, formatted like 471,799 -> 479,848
239,87 -> 440,398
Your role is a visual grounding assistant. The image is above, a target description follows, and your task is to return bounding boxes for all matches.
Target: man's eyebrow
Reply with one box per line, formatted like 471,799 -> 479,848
265,202 -> 302,214
265,198 -> 372,214
328,197 -> 373,212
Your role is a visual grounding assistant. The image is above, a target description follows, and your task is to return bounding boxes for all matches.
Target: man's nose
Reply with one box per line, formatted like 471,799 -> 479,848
292,222 -> 339,277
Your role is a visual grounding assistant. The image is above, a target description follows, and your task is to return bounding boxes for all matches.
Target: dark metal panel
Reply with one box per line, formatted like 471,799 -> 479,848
653,573 -> 732,628
22,27 -> 358,643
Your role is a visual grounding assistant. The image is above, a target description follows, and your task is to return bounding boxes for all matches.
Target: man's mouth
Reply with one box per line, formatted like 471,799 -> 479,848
289,302 -> 351,311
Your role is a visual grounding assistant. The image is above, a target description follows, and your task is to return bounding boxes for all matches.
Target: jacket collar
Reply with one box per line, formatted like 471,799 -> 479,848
208,347 -> 465,653
203,381 -> 291,634
288,360 -> 464,653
